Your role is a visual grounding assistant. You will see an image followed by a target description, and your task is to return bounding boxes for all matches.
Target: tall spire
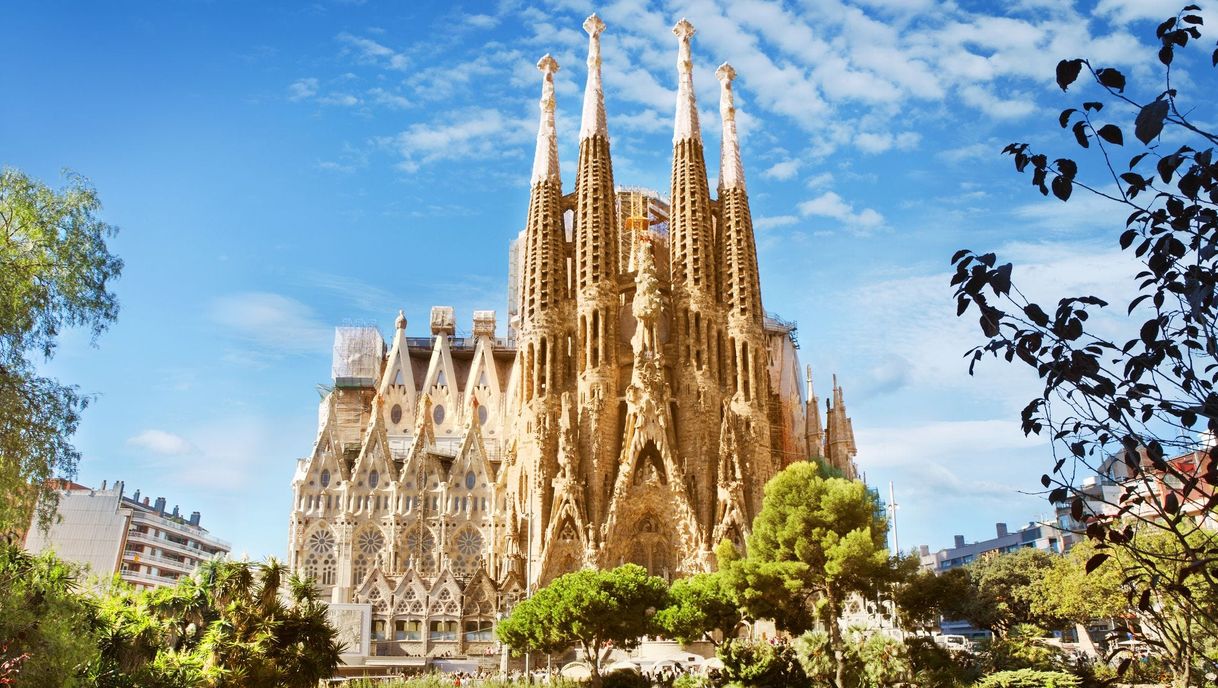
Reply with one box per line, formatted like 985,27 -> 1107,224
519,54 -> 567,326
579,14 -> 607,141
531,54 -> 561,186
673,18 -> 701,144
716,63 -> 745,192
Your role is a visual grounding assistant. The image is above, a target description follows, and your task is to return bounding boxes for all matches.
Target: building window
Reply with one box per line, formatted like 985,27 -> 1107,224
390,404 -> 403,425
433,404 -> 445,425
465,471 -> 476,490
320,470 -> 331,488
478,405 -> 489,426
369,470 -> 379,489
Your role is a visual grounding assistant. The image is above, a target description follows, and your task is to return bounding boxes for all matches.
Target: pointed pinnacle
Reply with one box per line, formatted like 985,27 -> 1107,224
583,13 -> 605,37
673,18 -> 695,40
716,62 -> 736,83
537,53 -> 559,75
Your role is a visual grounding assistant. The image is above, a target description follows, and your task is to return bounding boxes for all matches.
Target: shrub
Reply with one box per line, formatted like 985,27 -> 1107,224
974,668 -> 1082,688
717,638 -> 808,688
601,668 -> 652,688
905,636 -> 980,688
673,674 -> 712,688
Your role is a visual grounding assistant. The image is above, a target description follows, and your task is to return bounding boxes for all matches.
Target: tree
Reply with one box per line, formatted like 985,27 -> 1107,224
656,568 -> 742,646
722,461 -> 890,688
93,558 -> 342,688
496,564 -> 669,685
1032,540 -> 1127,628
0,540 -> 103,687
0,169 -> 122,533
966,548 -> 1058,638
892,564 -> 977,632
951,5 -> 1218,685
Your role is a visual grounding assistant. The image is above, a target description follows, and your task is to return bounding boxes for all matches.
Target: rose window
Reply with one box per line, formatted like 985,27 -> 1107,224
308,529 -> 335,555
358,529 -> 384,556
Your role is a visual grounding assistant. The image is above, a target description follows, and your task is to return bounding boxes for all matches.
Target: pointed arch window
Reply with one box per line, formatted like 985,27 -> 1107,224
320,470 -> 331,488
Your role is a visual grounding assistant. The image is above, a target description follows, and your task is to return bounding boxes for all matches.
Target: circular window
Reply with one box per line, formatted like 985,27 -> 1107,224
368,470 -> 379,488
456,529 -> 483,557
465,471 -> 476,490
357,529 -> 384,556
477,405 -> 489,425
390,404 -> 402,424
308,529 -> 335,555
320,470 -> 331,488
433,404 -> 445,424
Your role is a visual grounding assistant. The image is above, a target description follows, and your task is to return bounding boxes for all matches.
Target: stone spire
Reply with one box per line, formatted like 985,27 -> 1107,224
672,18 -> 701,144
716,63 -> 763,326
667,18 -> 716,299
579,14 -> 608,141
716,63 -> 745,192
824,375 -> 858,478
573,13 -> 621,530
519,54 -> 568,330
531,54 -> 561,186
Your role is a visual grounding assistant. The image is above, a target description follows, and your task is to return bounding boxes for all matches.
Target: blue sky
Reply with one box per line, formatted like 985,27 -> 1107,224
3,0 -> 1213,559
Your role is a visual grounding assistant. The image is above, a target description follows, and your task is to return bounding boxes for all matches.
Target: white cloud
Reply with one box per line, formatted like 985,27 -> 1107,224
368,88 -> 410,109
805,171 -> 834,189
754,215 -> 799,230
762,159 -> 801,180
337,31 -> 409,70
798,191 -> 885,232
464,13 -> 500,29
287,78 -> 318,101
208,292 -> 332,356
127,430 -> 193,456
854,131 -> 921,154
384,108 -> 531,172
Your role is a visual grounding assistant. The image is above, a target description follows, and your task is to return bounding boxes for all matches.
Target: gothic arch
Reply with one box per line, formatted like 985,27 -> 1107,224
303,524 -> 337,587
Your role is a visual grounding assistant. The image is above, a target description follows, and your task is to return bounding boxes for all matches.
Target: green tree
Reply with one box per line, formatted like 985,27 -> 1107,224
950,5 -> 1218,683
656,569 -> 741,646
966,548 -> 1058,637
93,558 -> 342,688
1032,540 -> 1126,627
717,638 -> 808,688
722,461 -> 890,688
0,169 -> 122,533
0,541 -> 102,687
496,564 -> 669,686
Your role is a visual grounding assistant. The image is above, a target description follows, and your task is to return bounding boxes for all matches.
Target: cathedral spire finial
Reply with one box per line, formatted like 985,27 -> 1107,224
672,18 -> 701,144
716,62 -> 745,192
580,14 -> 608,141
531,54 -> 561,186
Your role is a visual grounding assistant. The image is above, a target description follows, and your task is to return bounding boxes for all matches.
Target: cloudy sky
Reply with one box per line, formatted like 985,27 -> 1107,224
3,0 -> 1212,559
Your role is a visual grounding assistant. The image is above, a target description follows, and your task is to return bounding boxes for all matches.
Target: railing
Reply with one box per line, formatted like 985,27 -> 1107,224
123,548 -> 196,572
403,336 -> 517,351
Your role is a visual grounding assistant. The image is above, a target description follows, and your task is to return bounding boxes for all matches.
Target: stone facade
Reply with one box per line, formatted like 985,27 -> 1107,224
287,15 -> 858,663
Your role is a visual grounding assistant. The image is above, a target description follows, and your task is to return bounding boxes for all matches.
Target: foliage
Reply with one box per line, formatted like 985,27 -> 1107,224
794,630 -> 912,688
892,564 -> 976,632
672,673 -> 712,688
600,668 -> 652,688
716,639 -> 808,688
904,637 -> 980,688
980,625 -> 1063,674
496,564 -> 669,683
973,668 -> 1081,688
1031,540 -> 1126,625
722,461 -> 889,688
656,571 -> 740,645
0,542 -> 102,687
0,169 -> 122,533
950,5 -> 1218,684
965,549 -> 1058,637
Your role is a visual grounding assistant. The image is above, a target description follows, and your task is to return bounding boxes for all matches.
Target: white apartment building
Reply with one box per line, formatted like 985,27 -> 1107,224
24,480 -> 230,590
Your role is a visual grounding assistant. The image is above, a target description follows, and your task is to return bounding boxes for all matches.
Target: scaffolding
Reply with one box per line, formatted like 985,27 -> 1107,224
331,326 -> 385,388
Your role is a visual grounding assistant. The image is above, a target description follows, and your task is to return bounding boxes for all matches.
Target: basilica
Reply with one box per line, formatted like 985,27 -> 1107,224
288,15 -> 859,665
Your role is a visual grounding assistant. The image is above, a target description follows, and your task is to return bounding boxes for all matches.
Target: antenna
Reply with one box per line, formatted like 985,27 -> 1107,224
888,481 -> 900,555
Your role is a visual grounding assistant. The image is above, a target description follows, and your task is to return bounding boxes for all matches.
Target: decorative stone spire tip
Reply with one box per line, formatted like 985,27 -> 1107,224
579,14 -> 608,141
396,310 -> 407,331
717,62 -> 745,192
672,18 -> 701,144
531,54 -> 561,186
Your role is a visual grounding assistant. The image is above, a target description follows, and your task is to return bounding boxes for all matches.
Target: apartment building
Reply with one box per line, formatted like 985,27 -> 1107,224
24,480 -> 229,590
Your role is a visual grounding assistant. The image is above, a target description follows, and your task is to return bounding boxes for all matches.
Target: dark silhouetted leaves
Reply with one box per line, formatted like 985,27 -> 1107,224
1135,100 -> 1170,144
1056,58 -> 1084,91
1097,124 -> 1123,145
1052,175 -> 1073,201
1086,552 -> 1110,573
1072,120 -> 1090,148
1096,67 -> 1126,92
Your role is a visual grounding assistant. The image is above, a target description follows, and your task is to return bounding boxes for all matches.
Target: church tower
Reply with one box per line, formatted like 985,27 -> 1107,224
572,14 -> 622,534
511,54 -> 572,581
668,19 -> 727,535
715,63 -> 775,516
